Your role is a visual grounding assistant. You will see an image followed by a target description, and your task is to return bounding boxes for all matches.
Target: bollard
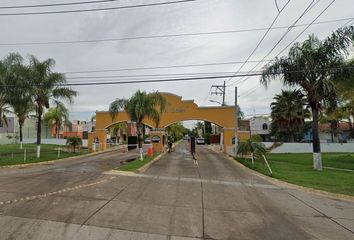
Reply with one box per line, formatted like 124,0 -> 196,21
147,147 -> 153,157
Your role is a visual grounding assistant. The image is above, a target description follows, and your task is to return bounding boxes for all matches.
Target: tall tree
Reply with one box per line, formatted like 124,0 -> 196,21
261,26 -> 354,170
28,55 -> 77,158
44,102 -> 70,139
270,89 -> 308,142
109,90 -> 166,160
0,57 -> 12,128
3,53 -> 34,149
167,122 -> 187,142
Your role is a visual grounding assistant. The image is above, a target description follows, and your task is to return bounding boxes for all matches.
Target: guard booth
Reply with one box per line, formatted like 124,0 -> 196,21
149,130 -> 166,153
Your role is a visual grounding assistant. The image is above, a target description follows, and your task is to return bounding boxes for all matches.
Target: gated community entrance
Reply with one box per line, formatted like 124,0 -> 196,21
88,92 -> 250,155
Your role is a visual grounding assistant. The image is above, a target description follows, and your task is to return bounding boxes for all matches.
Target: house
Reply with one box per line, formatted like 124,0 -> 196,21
248,116 -> 271,141
0,115 -> 53,144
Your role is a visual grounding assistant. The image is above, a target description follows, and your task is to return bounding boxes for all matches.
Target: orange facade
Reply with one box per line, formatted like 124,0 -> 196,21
89,92 -> 249,155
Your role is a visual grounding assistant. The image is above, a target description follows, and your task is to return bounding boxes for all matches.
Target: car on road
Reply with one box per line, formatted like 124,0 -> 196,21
144,138 -> 151,144
196,137 -> 205,144
183,135 -> 189,140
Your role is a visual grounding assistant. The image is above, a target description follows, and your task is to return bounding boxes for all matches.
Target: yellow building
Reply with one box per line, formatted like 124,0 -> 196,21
88,92 -> 250,155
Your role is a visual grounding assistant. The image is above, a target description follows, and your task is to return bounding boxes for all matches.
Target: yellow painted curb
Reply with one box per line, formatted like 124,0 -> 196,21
0,146 -> 124,169
206,145 -> 354,202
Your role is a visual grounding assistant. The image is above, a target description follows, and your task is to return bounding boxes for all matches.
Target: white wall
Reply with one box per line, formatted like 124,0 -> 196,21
263,142 -> 354,153
22,138 -> 88,147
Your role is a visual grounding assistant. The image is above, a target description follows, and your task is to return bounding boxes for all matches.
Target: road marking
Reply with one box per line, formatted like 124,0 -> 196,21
0,177 -> 116,207
106,171 -> 279,189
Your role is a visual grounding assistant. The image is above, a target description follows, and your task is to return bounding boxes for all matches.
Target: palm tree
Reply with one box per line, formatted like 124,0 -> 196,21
270,89 -> 308,142
2,53 -> 34,149
109,90 -> 166,160
66,136 -> 82,153
0,57 -> 13,128
237,135 -> 266,164
44,102 -> 69,139
28,55 -> 77,158
261,26 -> 354,170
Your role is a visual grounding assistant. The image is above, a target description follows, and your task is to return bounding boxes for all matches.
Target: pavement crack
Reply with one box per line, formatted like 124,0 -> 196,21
81,177 -> 137,226
288,192 -> 354,234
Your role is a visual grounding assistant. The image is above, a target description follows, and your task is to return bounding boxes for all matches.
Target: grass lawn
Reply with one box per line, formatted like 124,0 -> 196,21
0,144 -> 87,166
236,153 -> 354,196
117,153 -> 160,172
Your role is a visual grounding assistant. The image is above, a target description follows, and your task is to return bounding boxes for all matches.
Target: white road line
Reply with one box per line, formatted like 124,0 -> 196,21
0,177 -> 115,207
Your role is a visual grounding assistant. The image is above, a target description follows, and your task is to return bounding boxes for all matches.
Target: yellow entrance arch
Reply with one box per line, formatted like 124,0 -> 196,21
88,92 -> 250,154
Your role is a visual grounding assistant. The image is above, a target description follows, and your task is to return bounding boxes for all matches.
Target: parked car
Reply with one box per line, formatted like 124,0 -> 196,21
144,138 -> 151,144
196,137 -> 205,144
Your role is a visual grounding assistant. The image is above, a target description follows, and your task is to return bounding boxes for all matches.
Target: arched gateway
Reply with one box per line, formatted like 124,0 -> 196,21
88,92 -> 250,155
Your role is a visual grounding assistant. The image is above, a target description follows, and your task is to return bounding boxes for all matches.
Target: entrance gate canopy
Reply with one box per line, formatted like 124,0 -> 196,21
90,92 -> 245,154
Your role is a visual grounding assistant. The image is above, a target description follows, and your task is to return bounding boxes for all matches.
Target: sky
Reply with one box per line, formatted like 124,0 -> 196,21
1,0 -> 354,125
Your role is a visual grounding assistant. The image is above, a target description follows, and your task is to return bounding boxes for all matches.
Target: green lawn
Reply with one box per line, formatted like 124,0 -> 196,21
117,153 -> 159,172
236,153 -> 354,196
0,144 -> 86,166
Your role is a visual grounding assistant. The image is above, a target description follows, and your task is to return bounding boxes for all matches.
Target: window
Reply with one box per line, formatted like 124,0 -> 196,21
262,123 -> 268,130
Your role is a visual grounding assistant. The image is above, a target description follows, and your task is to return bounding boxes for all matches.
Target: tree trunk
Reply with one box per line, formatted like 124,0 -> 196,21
288,131 -> 295,142
19,123 -> 23,150
349,115 -> 354,139
137,123 -> 143,160
312,108 -> 322,171
36,106 -> 42,159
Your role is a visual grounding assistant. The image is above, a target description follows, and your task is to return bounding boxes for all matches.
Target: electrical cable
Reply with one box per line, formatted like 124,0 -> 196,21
63,60 -> 272,74
2,16 -> 353,46
5,65 -> 352,87
227,0 -> 319,86
0,0 -> 197,16
224,0 -> 291,84
228,0 -> 335,87
0,0 -> 123,9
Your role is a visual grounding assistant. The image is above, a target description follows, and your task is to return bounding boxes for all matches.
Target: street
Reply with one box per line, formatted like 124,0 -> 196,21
0,141 -> 353,240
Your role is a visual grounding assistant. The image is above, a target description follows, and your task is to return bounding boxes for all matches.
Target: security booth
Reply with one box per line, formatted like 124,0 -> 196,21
150,130 -> 166,154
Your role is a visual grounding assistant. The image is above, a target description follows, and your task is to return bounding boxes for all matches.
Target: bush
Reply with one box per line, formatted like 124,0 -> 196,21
66,136 -> 82,153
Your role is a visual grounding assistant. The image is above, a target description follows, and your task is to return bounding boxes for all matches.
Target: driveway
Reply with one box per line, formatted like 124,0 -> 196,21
0,141 -> 353,239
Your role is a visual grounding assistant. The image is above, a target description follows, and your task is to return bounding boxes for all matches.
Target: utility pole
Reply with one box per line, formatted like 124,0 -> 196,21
211,81 -> 226,106
234,86 -> 238,157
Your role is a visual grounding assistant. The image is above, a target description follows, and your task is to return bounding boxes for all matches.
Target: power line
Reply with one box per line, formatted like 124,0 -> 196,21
0,0 -> 197,16
2,17 -> 353,46
228,0 -> 336,87
3,65 -> 354,88
66,71 -> 241,80
63,60 -> 272,74
12,65 -> 352,87
224,0 -> 291,84
0,0 -> 122,9
227,0 -> 319,86
275,0 -> 336,57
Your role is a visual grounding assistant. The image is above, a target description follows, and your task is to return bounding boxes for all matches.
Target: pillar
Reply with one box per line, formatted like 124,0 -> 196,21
96,129 -> 107,151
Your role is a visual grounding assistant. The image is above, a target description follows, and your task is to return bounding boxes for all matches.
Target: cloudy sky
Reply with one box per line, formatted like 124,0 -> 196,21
1,0 -> 354,123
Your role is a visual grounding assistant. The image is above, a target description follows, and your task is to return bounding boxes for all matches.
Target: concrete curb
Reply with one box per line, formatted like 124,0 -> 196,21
0,146 -> 125,169
136,152 -> 166,173
136,139 -> 184,173
206,145 -> 354,202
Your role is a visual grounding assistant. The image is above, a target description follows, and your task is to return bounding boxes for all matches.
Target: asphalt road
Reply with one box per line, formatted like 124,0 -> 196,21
0,141 -> 353,240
